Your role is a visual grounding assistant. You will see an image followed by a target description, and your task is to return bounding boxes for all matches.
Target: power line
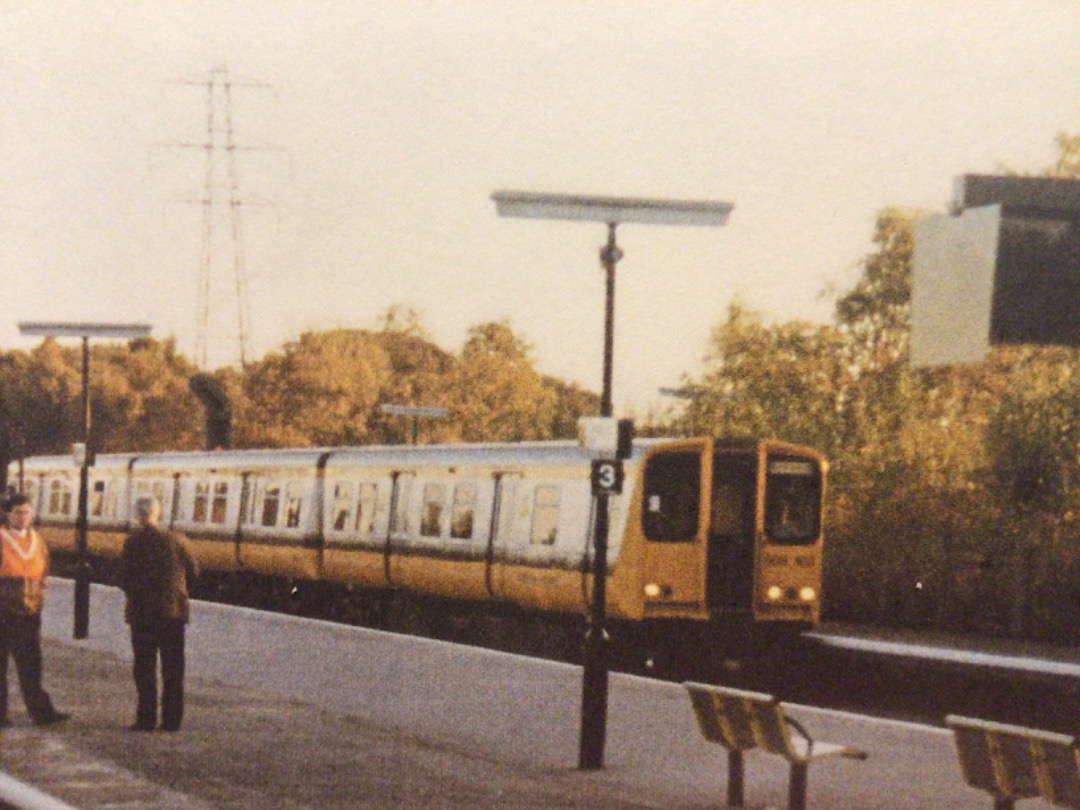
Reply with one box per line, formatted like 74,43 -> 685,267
159,65 -> 274,369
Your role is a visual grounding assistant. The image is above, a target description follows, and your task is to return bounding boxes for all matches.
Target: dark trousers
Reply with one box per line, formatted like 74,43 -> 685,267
0,613 -> 58,722
131,619 -> 186,730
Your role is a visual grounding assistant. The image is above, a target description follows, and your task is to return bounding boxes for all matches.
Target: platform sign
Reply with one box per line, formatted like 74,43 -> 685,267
911,174 -> 1080,367
911,206 -> 998,367
591,459 -> 624,495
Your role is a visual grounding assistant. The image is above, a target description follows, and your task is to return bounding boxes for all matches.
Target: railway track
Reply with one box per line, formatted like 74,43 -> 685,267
59,554 -> 1080,735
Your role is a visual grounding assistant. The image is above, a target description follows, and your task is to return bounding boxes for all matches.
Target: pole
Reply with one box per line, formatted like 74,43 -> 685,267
578,222 -> 622,770
74,337 -> 90,639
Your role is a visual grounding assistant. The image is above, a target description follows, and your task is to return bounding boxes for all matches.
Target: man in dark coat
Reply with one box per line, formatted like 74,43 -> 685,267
118,495 -> 198,731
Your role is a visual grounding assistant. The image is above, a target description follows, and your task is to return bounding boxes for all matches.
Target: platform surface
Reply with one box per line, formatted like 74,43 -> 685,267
0,580 -> 1057,808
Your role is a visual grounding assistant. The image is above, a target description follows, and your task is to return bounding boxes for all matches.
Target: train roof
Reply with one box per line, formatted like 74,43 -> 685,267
9,437 -> 821,475
123,440 -> 665,472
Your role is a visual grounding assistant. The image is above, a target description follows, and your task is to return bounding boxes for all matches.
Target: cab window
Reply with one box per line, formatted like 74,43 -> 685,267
764,457 -> 821,545
642,452 -> 701,542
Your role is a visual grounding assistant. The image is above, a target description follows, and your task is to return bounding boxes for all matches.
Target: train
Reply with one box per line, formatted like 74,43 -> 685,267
9,435 -> 826,670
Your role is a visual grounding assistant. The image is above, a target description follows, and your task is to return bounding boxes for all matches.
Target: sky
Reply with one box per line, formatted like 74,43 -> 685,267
3,2 -> 1080,415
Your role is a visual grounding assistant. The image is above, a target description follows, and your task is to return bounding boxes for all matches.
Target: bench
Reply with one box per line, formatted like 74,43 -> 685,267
946,715 -> 1080,809
684,682 -> 868,810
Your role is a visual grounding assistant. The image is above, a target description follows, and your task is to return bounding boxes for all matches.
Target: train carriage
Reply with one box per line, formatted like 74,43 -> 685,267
10,435 -> 825,665
14,454 -> 78,554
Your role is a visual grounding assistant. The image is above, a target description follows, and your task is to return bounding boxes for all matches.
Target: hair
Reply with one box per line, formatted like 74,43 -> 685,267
134,496 -> 161,522
3,493 -> 30,512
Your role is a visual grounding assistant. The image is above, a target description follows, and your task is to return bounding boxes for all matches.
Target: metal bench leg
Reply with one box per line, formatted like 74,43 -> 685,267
727,750 -> 745,807
788,761 -> 808,810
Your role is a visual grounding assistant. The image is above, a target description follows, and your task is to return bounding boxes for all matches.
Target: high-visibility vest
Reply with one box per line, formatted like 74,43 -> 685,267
0,527 -> 48,616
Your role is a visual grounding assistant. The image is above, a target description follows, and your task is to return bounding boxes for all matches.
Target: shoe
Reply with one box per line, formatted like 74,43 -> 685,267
33,712 -> 70,726
0,718 -> 11,729
160,724 -> 181,732
128,723 -> 155,732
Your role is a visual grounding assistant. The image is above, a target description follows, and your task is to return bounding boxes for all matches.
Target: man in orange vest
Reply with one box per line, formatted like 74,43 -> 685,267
0,493 -> 69,727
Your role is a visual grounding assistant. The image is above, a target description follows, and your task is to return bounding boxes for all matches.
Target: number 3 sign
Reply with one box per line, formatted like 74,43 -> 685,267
591,460 -> 624,495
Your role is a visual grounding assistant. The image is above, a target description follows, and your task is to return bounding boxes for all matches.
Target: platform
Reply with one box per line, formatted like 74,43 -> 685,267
0,581 -> 1058,808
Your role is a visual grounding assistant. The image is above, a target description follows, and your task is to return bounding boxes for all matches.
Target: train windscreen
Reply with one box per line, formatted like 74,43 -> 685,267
642,451 -> 701,542
763,456 -> 821,545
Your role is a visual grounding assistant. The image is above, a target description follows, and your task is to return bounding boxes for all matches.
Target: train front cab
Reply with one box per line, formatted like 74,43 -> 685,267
615,437 -> 824,666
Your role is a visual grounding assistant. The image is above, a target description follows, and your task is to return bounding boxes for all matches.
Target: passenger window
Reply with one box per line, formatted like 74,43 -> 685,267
48,480 -> 62,514
90,480 -> 106,517
104,482 -> 119,519
211,481 -> 229,524
530,485 -> 560,545
261,484 -> 281,527
451,483 -> 477,540
193,481 -> 209,523
332,482 -> 354,531
355,483 -> 378,535
285,482 -> 303,528
61,483 -> 73,516
390,474 -> 414,537
421,483 -> 446,537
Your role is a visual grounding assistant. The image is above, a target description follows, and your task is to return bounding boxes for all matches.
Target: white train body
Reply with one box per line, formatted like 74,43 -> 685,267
11,436 -> 825,627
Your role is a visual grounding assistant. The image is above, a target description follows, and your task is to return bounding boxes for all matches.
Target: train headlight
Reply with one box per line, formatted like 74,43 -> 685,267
643,582 -> 673,599
799,586 -> 817,602
766,585 -> 784,601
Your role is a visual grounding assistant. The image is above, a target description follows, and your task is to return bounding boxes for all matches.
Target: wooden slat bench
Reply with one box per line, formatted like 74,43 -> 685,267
684,682 -> 868,810
947,715 -> 1080,809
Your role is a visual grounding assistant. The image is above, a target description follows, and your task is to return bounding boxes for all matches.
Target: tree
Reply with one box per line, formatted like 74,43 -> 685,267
238,330 -> 393,447
541,376 -> 600,440
368,325 -> 458,445
688,301 -> 852,455
451,321 -> 557,442
90,337 -> 203,452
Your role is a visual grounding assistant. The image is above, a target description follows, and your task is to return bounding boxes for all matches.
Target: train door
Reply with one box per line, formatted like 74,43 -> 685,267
707,451 -> 757,613
487,471 -> 521,601
640,442 -> 709,618
384,471 -> 415,586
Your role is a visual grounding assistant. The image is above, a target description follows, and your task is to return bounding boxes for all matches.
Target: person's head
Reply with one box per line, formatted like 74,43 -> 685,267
4,493 -> 34,531
134,496 -> 162,527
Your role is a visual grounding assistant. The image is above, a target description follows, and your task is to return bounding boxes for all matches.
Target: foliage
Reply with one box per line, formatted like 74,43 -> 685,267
450,321 -> 558,442
0,338 -> 203,488
686,302 -> 852,456
237,329 -> 394,447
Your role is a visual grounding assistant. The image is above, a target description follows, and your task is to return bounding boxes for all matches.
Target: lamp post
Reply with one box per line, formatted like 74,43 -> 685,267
492,191 -> 732,769
18,321 -> 152,639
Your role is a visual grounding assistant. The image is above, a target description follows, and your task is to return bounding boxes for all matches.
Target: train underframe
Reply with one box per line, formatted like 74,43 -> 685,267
59,551 -> 811,683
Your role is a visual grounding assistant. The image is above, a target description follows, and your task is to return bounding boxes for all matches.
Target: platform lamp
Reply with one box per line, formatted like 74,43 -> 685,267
491,191 -> 733,770
18,321 -> 153,640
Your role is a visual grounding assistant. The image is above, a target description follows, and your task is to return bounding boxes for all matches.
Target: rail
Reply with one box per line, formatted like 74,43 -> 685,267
946,714 -> 1080,809
684,681 -> 867,810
